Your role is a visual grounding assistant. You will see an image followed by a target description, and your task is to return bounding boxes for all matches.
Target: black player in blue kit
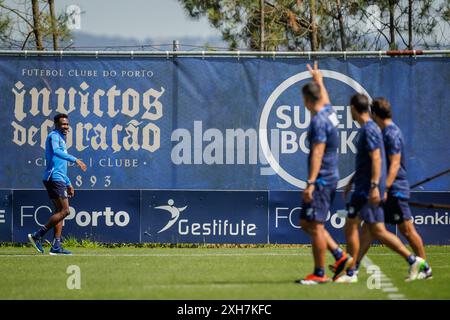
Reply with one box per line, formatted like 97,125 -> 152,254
28,113 -> 87,255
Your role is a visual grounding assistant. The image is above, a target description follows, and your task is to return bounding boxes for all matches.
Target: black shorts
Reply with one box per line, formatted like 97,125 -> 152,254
383,195 -> 412,225
43,180 -> 68,200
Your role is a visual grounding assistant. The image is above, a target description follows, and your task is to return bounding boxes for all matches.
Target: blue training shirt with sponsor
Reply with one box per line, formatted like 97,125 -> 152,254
353,120 -> 387,197
42,130 -> 77,186
307,104 -> 340,186
383,122 -> 410,199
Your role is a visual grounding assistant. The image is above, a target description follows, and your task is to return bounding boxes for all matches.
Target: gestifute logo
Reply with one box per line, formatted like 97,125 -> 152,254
153,199 -> 257,236
155,199 -> 187,233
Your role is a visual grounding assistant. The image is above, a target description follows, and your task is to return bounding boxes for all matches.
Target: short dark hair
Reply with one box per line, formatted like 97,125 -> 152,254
350,93 -> 370,114
302,81 -> 322,103
54,113 -> 68,125
371,97 -> 392,119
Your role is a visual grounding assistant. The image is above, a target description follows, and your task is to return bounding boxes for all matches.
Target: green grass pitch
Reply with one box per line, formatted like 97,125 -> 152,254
1,245 -> 449,299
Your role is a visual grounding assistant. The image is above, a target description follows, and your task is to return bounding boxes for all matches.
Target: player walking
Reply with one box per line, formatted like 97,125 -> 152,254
353,98 -> 432,280
297,62 -> 352,285
28,113 -> 87,255
336,94 -> 425,283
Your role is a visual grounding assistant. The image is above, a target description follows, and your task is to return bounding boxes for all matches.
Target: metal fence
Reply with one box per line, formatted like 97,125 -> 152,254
0,49 -> 449,58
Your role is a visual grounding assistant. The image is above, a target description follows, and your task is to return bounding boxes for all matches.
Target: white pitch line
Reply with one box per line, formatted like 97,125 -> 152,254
0,252 -> 314,258
380,282 -> 394,288
357,252 -> 450,256
142,283 -> 250,289
387,294 -> 407,300
0,249 -> 448,258
362,256 -> 407,300
382,287 -> 398,293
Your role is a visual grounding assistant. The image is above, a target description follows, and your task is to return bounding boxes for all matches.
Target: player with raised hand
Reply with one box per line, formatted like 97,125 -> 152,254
297,62 -> 352,285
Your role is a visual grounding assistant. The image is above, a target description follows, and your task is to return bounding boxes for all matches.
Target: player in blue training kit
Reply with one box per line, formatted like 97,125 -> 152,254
354,98 -> 432,279
337,94 -> 425,283
28,113 -> 87,255
297,62 -> 352,285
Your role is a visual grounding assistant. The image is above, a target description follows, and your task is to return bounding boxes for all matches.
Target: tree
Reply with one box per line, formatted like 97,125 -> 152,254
259,0 -> 264,50
309,0 -> 318,51
408,0 -> 413,49
0,1 -> 11,45
178,0 -> 313,50
31,0 -> 43,50
48,0 -> 58,50
388,0 -> 398,49
0,0 -> 71,50
178,0 -> 450,51
343,0 -> 449,50
336,0 -> 346,50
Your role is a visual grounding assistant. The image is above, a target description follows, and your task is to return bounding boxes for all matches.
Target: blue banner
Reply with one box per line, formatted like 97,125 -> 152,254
140,190 -> 268,244
0,189 -> 447,244
269,191 -> 346,244
406,192 -> 450,245
0,57 -> 448,191
12,190 -> 140,243
0,190 -> 12,242
268,191 -> 397,244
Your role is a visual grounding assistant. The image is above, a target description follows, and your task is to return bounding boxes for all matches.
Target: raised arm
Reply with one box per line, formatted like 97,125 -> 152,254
307,61 -> 331,105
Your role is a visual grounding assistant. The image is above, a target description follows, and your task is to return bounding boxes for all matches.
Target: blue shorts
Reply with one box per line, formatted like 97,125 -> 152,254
300,183 -> 336,223
43,180 -> 68,200
383,195 -> 412,225
347,195 -> 384,224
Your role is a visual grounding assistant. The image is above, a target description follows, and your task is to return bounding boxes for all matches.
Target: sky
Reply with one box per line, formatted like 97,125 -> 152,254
55,0 -> 221,40
4,0 -> 221,41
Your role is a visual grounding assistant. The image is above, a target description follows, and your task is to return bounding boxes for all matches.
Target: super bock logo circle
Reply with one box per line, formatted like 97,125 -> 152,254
259,70 -> 372,189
